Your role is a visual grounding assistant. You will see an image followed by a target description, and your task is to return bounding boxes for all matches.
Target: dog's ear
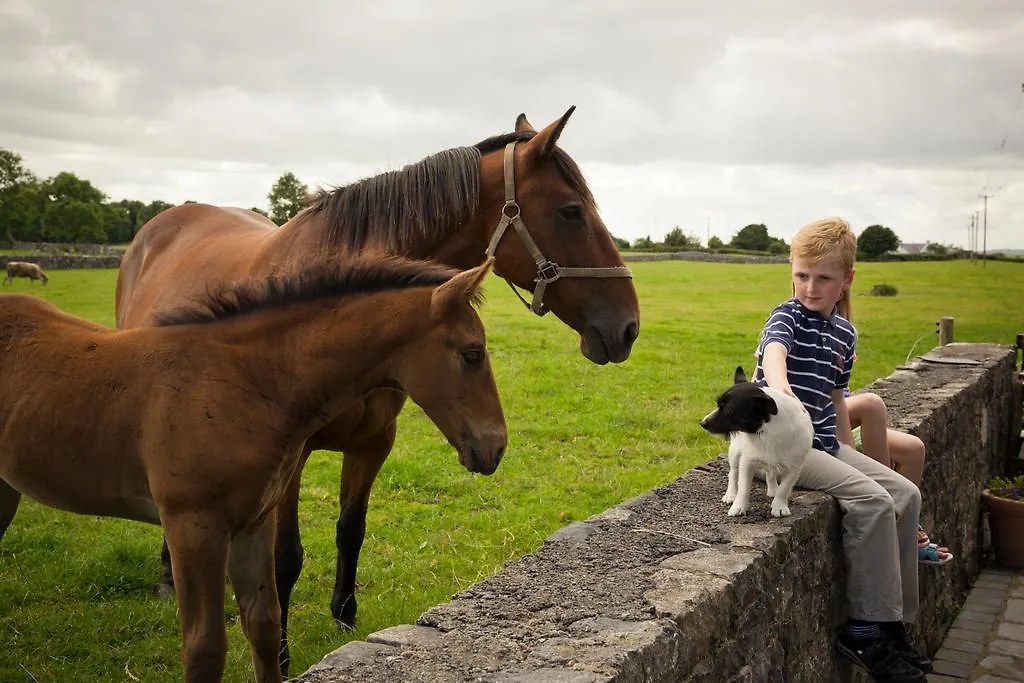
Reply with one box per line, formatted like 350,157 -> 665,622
733,366 -> 747,384
758,393 -> 779,418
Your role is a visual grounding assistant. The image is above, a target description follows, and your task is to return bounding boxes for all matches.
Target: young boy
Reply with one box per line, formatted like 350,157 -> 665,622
754,217 -> 930,683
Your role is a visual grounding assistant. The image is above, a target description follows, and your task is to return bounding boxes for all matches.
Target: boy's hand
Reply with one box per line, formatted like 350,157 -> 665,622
782,387 -> 807,411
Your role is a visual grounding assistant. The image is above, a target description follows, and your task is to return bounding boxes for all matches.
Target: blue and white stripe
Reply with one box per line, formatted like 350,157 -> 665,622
753,298 -> 858,453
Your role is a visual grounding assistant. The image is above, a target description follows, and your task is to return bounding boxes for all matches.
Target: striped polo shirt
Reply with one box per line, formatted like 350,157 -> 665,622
753,298 -> 858,454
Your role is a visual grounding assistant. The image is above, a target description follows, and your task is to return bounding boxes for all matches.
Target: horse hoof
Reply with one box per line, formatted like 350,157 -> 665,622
331,594 -> 358,629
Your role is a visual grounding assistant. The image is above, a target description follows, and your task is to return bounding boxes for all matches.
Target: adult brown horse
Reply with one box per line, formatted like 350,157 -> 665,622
116,107 -> 639,672
0,256 -> 504,682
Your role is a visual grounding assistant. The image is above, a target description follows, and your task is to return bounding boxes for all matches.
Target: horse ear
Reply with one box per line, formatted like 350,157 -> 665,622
515,113 -> 536,133
431,257 -> 494,319
524,105 -> 576,159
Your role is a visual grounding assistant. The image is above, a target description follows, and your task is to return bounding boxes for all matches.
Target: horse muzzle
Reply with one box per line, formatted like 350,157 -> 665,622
457,430 -> 507,475
580,316 -> 640,365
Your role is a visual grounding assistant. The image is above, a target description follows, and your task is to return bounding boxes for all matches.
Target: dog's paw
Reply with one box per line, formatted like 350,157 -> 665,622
722,491 -> 736,504
727,501 -> 748,516
770,503 -> 792,517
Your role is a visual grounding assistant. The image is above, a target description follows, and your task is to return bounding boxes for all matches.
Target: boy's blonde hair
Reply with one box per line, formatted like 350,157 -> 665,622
790,217 -> 857,319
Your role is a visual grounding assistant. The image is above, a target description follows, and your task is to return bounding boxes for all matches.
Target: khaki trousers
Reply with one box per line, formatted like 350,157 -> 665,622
797,444 -> 921,623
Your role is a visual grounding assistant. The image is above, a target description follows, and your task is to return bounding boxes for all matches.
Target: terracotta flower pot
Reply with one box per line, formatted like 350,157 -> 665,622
982,489 -> 1024,569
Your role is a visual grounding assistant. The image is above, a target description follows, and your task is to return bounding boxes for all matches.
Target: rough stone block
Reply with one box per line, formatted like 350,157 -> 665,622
367,624 -> 445,648
1004,599 -> 1024,623
977,654 -> 1024,681
932,657 -> 974,678
988,638 -> 1024,658
996,621 -> 1024,642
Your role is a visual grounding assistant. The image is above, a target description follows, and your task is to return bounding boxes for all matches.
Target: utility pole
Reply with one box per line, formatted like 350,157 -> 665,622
706,216 -> 711,246
979,194 -> 990,267
968,214 -> 974,261
974,210 -> 980,258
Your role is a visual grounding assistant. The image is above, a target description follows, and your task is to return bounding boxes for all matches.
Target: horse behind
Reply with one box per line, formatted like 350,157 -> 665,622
3,261 -> 48,285
0,257 -> 505,683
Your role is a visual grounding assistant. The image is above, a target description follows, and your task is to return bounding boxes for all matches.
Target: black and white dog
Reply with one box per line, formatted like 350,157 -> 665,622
700,367 -> 813,517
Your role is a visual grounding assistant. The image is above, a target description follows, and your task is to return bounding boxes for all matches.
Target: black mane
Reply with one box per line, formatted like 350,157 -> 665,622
155,256 -> 458,326
303,129 -> 595,254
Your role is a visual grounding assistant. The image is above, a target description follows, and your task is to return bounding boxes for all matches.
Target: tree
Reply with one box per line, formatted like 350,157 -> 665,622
730,224 -> 771,251
137,200 -> 175,228
109,199 -> 145,242
632,235 -> 654,250
0,149 -> 38,245
268,171 -> 309,225
662,226 -> 700,249
858,224 -> 900,258
38,172 -> 108,243
610,234 -> 630,250
707,235 -> 724,250
43,171 -> 106,205
42,198 -> 105,243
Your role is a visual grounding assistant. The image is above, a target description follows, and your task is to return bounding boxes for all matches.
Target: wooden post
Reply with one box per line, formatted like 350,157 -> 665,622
939,317 -> 954,346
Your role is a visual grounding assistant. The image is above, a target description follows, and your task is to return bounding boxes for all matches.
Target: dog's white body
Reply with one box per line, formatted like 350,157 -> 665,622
722,386 -> 813,517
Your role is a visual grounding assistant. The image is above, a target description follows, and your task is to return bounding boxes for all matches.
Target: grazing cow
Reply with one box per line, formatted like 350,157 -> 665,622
4,261 -> 49,286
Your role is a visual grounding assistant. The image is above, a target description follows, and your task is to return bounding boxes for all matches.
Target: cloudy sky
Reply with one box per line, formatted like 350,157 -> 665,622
2,0 -> 1022,249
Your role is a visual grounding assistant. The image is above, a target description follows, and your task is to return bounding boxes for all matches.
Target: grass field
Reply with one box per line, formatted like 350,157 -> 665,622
1,260 -> 1022,681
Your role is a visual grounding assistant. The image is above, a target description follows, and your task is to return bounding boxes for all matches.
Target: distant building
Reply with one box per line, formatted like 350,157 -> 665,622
897,242 -> 929,255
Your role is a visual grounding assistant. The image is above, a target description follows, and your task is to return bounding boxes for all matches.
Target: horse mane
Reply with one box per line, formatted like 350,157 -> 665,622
305,131 -> 595,254
154,256 -> 465,327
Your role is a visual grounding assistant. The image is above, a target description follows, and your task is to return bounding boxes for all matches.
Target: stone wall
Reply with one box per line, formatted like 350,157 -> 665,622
294,343 -> 1021,682
0,254 -> 122,270
622,251 -> 788,264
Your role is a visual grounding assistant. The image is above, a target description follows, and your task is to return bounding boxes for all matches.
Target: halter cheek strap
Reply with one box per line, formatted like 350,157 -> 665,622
484,141 -> 632,316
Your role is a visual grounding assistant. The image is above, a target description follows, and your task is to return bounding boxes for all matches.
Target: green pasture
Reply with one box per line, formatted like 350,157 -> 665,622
1,260 -> 1022,681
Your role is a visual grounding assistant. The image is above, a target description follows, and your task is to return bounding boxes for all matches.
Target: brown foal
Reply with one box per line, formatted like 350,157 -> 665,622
0,256 -> 505,682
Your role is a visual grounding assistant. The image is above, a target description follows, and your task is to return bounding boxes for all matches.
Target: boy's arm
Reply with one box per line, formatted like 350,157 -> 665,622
834,389 -> 854,447
761,342 -> 800,402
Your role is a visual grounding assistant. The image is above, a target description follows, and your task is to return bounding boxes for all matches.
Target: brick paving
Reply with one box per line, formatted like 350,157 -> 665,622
928,566 -> 1024,683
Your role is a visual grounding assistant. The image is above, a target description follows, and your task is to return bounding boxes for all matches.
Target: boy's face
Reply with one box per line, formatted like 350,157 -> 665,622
791,252 -> 854,315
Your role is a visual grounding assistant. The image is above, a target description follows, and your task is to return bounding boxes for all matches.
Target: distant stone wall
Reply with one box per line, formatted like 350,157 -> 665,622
0,254 -> 122,270
294,343 -> 1021,682
6,241 -> 125,256
623,251 -> 788,264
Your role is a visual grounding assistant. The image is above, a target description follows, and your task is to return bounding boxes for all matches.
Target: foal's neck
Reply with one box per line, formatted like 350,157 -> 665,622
218,290 -> 426,435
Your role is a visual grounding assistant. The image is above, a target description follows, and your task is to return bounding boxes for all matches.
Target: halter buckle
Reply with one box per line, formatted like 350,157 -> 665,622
501,200 -> 520,219
536,261 -> 561,283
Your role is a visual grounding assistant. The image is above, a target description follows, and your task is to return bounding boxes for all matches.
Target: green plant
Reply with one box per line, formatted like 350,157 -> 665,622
986,475 -> 1024,501
870,283 -> 898,296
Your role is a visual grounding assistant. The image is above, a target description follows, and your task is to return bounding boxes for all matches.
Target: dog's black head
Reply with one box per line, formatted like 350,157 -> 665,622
700,365 -> 779,435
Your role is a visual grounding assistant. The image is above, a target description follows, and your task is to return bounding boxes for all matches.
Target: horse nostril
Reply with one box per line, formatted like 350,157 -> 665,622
495,444 -> 506,466
623,321 -> 639,346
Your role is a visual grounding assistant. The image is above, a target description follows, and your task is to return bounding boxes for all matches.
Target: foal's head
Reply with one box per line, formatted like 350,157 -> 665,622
401,259 -> 507,475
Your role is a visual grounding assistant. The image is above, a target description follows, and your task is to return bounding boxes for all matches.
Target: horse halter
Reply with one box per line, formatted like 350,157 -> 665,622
484,141 -> 633,316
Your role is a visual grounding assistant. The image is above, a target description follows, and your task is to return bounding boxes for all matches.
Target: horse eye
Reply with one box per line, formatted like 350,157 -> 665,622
557,204 -> 583,221
461,347 -> 485,367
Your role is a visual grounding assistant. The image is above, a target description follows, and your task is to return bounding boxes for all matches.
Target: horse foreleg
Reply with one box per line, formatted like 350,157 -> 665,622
273,458 -> 307,677
229,514 -> 282,683
331,425 -> 395,628
0,478 -> 23,541
164,513 -> 230,683
157,536 -> 175,598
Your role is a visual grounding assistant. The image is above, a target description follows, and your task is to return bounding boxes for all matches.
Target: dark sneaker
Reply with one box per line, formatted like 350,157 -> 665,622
837,634 -> 926,682
883,624 -> 934,673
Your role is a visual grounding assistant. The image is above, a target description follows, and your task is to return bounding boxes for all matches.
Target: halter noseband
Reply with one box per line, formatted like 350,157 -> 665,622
483,141 -> 633,316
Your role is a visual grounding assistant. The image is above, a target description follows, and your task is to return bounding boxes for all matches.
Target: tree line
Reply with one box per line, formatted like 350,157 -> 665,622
0,148 -> 311,245
615,223 -> 942,260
